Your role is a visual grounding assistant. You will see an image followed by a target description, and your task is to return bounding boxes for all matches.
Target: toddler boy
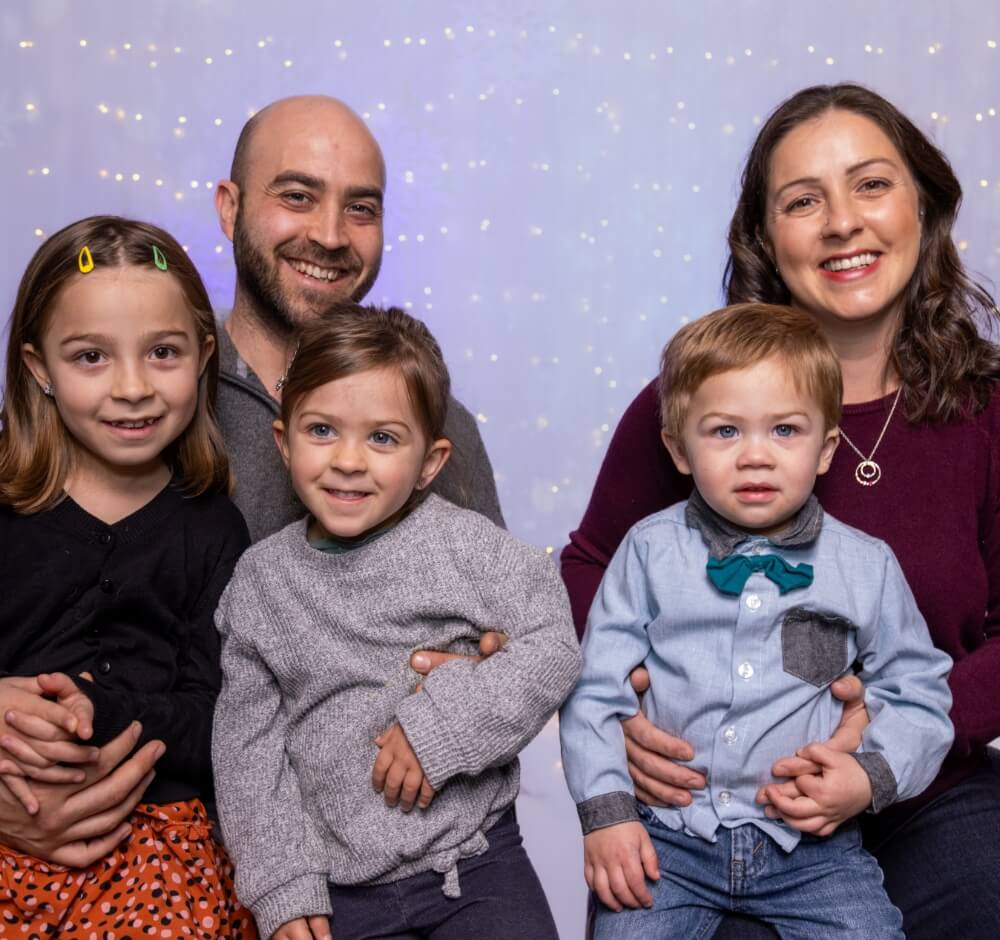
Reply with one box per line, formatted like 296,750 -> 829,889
559,303 -> 954,939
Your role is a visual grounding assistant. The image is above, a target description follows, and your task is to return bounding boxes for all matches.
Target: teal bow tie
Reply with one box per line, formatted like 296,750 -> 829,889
706,553 -> 813,596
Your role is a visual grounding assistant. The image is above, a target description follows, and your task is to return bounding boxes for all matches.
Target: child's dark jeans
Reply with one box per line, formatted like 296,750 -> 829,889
326,810 -> 558,939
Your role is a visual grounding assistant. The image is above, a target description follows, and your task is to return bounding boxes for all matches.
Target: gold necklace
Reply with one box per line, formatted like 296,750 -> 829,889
838,387 -> 902,486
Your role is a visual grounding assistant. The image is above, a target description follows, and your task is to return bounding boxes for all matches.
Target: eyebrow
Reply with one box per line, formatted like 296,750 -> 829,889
270,172 -> 384,204
60,330 -> 191,347
772,157 -> 900,200
298,411 -> 409,427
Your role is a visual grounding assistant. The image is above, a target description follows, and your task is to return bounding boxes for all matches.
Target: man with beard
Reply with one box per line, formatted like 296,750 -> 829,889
213,94 -> 504,541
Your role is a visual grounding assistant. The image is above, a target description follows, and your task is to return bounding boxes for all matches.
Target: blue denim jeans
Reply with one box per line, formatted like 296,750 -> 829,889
325,810 -> 558,939
593,806 -> 903,939
711,757 -> 1000,940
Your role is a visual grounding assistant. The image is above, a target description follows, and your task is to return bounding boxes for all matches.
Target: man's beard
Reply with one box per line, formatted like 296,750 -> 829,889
232,208 -> 380,336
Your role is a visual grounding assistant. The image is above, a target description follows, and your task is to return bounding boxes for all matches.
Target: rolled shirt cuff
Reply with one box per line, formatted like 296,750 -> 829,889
852,751 -> 898,814
576,791 -> 641,834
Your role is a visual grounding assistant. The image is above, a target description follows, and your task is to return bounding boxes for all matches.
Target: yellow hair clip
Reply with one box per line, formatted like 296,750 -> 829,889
78,246 -> 94,274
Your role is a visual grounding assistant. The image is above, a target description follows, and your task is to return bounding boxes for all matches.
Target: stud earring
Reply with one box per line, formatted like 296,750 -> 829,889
42,383 -> 54,398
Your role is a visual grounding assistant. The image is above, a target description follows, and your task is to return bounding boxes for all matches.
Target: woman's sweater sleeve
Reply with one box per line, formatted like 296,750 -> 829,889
560,380 -> 692,636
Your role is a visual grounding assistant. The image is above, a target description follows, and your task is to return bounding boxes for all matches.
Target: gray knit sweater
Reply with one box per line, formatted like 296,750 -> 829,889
212,495 -> 581,938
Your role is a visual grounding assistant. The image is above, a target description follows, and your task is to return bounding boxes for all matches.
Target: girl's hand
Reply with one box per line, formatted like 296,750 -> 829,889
622,666 -> 706,807
583,821 -> 660,912
757,742 -> 873,836
0,673 -> 99,785
272,915 -> 332,940
372,723 -> 435,811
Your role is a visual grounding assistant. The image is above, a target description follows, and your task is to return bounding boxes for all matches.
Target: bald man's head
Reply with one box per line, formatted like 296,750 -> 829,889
217,95 -> 386,330
229,96 -> 384,190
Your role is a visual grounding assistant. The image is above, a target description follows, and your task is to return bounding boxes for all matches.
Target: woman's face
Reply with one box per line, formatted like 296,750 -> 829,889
763,109 -> 922,335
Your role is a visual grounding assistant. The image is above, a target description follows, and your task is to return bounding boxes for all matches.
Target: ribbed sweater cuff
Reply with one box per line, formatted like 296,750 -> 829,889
251,873 -> 331,940
396,692 -> 463,790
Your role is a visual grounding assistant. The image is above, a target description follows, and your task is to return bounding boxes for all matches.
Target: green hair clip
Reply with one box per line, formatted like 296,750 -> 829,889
152,245 -> 168,271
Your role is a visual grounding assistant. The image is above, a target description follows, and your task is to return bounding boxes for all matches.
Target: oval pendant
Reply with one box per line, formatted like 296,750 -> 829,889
855,459 -> 881,486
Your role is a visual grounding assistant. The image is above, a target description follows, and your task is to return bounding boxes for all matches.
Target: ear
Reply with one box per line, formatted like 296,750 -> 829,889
198,333 -> 216,378
272,419 -> 292,470
661,429 -> 692,476
415,438 -> 452,491
21,343 -> 52,393
215,181 -> 240,242
816,428 -> 840,476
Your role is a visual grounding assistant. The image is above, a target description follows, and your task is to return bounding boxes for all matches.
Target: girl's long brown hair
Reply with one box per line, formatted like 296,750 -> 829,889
0,216 -> 231,512
724,83 -> 1000,424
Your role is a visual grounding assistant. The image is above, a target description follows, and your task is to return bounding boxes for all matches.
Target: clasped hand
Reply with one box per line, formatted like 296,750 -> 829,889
624,669 -> 873,834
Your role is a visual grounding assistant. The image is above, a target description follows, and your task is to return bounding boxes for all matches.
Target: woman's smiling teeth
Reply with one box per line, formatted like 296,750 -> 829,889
289,259 -> 342,282
821,251 -> 879,272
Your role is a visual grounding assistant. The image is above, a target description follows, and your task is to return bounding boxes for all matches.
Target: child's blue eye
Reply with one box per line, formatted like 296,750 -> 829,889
715,425 -> 738,439
774,424 -> 796,437
370,430 -> 397,446
308,423 -> 334,439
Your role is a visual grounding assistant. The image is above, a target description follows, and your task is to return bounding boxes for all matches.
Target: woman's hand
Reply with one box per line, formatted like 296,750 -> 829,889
770,676 -> 868,780
272,915 -> 332,940
622,666 -> 706,807
0,721 -> 164,866
409,631 -> 506,676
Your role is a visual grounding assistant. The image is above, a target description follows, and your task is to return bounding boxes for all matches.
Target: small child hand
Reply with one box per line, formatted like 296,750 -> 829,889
758,742 -> 873,836
272,914 -> 332,939
0,673 -> 98,784
583,821 -> 660,912
372,723 -> 435,811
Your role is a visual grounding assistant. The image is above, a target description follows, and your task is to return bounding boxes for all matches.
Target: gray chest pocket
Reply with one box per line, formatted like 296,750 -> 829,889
781,606 -> 854,687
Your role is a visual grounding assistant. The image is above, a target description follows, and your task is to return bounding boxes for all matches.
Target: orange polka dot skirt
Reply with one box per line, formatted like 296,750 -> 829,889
0,800 -> 258,938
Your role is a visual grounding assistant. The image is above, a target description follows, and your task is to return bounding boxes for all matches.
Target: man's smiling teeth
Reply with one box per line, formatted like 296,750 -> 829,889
290,259 -> 342,282
108,418 -> 158,428
822,252 -> 878,272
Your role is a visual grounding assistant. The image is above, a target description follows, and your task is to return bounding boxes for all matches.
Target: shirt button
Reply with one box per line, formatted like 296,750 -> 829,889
751,544 -> 766,555
99,533 -> 113,546
98,660 -> 111,675
738,662 -> 755,680
745,593 -> 761,610
723,726 -> 739,745
100,579 -> 114,593
718,790 -> 732,805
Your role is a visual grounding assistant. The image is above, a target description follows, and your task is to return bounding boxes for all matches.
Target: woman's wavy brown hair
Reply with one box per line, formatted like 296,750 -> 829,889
723,83 -> 1000,424
0,215 -> 231,512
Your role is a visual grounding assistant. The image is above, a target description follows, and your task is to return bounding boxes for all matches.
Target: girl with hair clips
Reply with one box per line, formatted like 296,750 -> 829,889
562,83 -> 1000,940
0,216 -> 255,937
212,304 -> 580,940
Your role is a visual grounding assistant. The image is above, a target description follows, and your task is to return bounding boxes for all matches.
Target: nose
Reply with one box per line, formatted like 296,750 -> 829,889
110,360 -> 154,403
822,189 -> 863,240
736,433 -> 775,469
330,437 -> 366,474
308,200 -> 350,252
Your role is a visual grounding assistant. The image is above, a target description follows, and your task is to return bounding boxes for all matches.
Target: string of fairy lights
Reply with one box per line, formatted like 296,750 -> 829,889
9,11 -> 1000,550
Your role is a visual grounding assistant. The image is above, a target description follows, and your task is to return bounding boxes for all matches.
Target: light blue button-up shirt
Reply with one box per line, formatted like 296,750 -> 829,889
559,493 -> 954,851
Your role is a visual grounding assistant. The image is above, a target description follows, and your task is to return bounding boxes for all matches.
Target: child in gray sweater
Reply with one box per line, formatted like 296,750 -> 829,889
212,304 -> 581,940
